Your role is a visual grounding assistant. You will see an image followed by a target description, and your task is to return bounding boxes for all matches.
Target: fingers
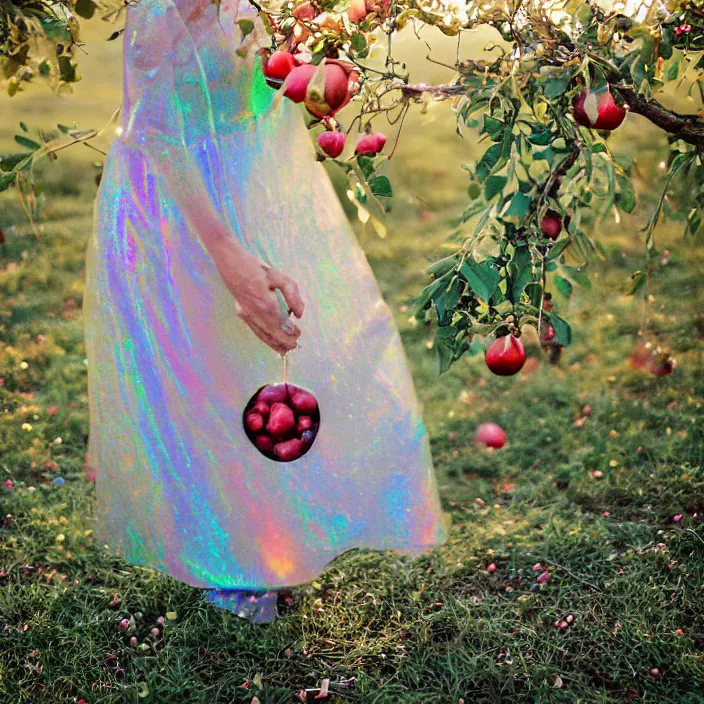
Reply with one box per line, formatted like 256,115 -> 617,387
265,269 -> 305,319
235,299 -> 301,355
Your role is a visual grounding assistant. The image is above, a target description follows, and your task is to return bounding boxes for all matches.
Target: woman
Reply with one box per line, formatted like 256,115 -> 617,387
83,0 -> 450,624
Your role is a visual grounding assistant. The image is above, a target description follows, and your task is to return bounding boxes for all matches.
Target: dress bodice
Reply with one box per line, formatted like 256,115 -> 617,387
121,0 -> 274,138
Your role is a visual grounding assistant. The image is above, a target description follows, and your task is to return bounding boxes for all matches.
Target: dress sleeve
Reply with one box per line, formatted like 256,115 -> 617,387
119,0 -> 250,256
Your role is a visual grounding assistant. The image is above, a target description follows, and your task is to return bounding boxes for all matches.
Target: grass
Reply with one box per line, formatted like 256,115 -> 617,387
1,20 -> 704,704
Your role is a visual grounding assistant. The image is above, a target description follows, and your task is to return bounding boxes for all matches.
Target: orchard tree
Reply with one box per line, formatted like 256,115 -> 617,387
2,0 -> 703,375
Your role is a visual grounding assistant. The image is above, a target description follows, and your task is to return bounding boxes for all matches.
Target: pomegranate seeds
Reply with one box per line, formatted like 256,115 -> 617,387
243,383 -> 320,463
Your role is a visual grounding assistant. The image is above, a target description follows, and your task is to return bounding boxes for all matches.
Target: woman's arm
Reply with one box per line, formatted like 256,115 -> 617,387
120,0 -> 303,354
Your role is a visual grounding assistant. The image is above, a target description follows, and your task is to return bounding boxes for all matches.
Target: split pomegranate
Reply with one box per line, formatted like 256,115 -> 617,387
243,383 -> 321,462
475,423 -> 507,449
573,87 -> 627,131
485,334 -> 526,376
304,62 -> 352,118
283,63 -> 317,103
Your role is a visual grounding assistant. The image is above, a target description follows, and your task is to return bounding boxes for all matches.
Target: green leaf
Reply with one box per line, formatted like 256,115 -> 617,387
545,311 -> 572,345
434,326 -> 459,374
0,153 -> 31,172
19,122 -> 28,133
663,53 -> 683,81
356,155 -> 375,180
350,32 -> 368,58
413,272 -> 453,312
460,257 -> 500,303
237,19 -> 255,37
58,56 -> 78,83
547,237 -> 570,261
426,257 -> 458,278
553,275 -> 573,299
75,0 -> 98,18
508,245 -> 534,302
15,135 -> 40,151
434,277 -> 462,326
503,192 -> 532,221
626,270 -> 647,296
436,340 -> 454,374
543,77 -> 570,100
615,175 -> 637,213
0,171 -> 16,192
561,265 -> 592,289
481,115 -> 504,142
369,175 -> 392,199
476,143 -> 502,182
527,126 -> 552,146
483,175 -> 507,201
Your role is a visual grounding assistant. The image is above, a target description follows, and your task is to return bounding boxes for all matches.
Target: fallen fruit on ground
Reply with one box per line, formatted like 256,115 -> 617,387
475,423 -> 507,449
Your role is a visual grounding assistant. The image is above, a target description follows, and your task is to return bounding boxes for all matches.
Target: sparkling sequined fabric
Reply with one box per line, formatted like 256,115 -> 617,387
84,0 -> 450,593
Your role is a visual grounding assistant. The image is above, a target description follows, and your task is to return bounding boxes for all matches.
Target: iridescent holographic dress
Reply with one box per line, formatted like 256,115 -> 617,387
83,0 -> 449,621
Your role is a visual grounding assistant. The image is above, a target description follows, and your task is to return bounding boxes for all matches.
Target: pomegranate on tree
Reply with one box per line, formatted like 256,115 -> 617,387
475,423 -> 507,449
292,1 -> 316,20
573,87 -> 627,131
355,132 -> 387,155
263,51 -> 297,81
347,0 -> 367,23
283,63 -> 317,103
541,212 -> 563,240
317,130 -> 346,158
305,59 -> 359,118
485,333 -> 526,376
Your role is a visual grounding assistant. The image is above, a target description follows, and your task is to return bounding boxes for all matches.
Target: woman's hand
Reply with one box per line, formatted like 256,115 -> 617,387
212,241 -> 304,355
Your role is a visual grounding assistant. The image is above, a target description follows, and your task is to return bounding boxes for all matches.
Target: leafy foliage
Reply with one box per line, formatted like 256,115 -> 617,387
0,0 -> 124,95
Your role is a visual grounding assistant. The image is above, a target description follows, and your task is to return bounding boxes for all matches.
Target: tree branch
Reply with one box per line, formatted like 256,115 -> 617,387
399,82 -> 704,149
605,86 -> 704,149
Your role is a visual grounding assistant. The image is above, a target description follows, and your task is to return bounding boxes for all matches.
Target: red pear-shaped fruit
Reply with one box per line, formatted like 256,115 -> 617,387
263,51 -> 297,81
290,389 -> 318,414
348,0 -> 368,22
292,1 -> 316,20
317,131 -> 346,158
266,402 -> 296,436
255,435 -> 274,453
245,412 -> 264,433
541,212 -> 563,240
284,63 -> 317,103
355,132 -> 386,155
274,438 -> 305,462
297,415 -> 313,433
305,62 -> 350,118
257,383 -> 289,404
573,87 -> 627,131
485,334 -> 526,376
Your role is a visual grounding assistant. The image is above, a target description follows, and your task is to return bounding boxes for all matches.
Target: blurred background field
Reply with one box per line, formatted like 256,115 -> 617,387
1,17 -> 703,704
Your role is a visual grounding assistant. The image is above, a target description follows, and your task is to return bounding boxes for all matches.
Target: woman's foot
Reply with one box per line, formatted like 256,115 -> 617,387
204,588 -> 279,624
